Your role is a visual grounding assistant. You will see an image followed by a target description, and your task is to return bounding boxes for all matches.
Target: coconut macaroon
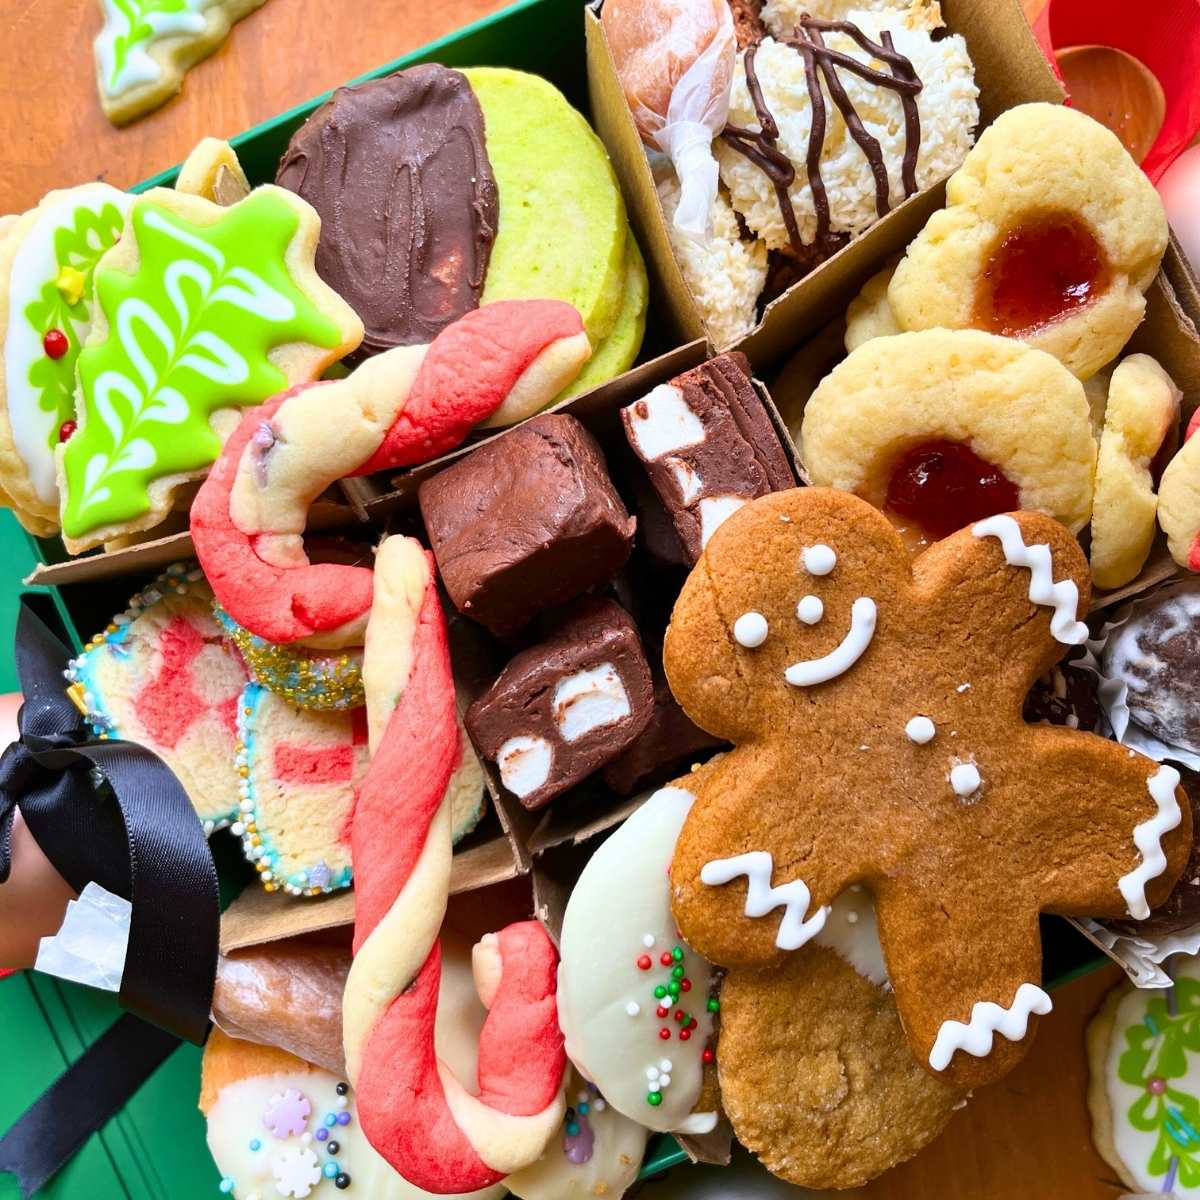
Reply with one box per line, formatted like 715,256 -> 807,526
659,174 -> 768,348
763,0 -> 945,36
716,5 -> 978,254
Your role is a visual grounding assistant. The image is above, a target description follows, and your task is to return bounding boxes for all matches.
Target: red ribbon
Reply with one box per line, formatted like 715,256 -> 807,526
1032,0 -> 1200,181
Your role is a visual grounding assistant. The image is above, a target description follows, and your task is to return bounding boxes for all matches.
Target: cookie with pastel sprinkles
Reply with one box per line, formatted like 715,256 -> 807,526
233,683 -> 369,897
65,562 -> 248,832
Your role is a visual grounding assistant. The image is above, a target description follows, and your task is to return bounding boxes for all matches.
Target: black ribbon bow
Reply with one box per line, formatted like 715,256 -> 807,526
0,602 -> 220,1196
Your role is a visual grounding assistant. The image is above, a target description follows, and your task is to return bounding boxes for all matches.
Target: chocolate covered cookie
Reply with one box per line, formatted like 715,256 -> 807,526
465,599 -> 653,810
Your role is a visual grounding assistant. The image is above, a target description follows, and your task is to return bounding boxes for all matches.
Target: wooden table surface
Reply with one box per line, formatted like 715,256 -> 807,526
1,2 -> 1131,1198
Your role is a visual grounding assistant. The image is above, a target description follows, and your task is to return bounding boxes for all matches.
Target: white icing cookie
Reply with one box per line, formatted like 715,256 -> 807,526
1087,955 -> 1200,1195
94,0 -> 270,126
506,1068 -> 648,1200
558,784 -> 719,1135
0,183 -> 133,532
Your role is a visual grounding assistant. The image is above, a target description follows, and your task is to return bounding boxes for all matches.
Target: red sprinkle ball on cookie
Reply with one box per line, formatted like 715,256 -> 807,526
43,329 -> 69,359
58,420 -> 76,443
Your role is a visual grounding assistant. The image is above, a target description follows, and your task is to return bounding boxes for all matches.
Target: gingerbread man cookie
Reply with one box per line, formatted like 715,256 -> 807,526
664,487 -> 1191,1088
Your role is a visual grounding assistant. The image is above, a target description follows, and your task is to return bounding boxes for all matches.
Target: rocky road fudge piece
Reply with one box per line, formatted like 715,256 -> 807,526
602,673 -> 726,795
621,352 -> 793,562
465,599 -> 654,810
418,414 -> 636,635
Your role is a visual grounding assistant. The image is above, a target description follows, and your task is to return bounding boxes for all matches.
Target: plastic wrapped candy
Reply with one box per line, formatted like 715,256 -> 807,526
603,0 -> 735,241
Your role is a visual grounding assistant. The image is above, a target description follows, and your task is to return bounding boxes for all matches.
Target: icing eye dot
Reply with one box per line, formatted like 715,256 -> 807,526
905,716 -> 936,744
950,762 -> 982,797
802,544 -> 837,575
733,611 -> 768,648
796,595 -> 824,625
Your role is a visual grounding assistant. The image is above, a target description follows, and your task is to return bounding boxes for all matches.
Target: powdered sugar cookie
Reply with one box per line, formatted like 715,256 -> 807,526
1090,355 -> 1181,590
800,328 -> 1096,544
94,0 -> 270,127
557,782 -> 720,1136
1158,410 -> 1200,573
0,183 -> 132,533
1087,957 -> 1200,1195
233,683 -> 369,897
57,186 -> 362,553
66,562 -> 248,832
888,104 -> 1168,380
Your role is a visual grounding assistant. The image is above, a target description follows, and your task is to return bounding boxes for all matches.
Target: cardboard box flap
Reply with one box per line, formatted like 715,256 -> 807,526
220,835 -> 523,954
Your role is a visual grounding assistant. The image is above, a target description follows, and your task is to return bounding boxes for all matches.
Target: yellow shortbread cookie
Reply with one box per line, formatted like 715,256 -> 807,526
1158,419 -> 1200,573
800,328 -> 1096,535
1089,355 -> 1181,590
844,259 -> 901,352
888,104 -> 1167,379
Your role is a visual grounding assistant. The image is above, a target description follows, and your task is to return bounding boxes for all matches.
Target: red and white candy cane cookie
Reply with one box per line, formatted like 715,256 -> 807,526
1159,409 -> 1200,573
345,537 -> 566,1193
192,300 -> 589,648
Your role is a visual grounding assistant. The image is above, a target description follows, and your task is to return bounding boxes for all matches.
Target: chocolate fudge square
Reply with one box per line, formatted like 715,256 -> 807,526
465,599 -> 654,810
419,414 -> 636,635
621,352 -> 793,563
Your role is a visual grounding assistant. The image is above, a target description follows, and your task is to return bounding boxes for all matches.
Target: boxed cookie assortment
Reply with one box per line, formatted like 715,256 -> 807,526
5,0 -> 1200,1197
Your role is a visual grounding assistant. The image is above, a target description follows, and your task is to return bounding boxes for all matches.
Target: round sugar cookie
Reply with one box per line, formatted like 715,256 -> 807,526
1090,355 -> 1181,590
800,328 -> 1096,542
557,783 -> 719,1135
718,891 -> 966,1190
233,683 -> 369,897
66,562 -> 248,832
1087,956 -> 1200,1195
888,104 -> 1168,380
844,259 -> 901,352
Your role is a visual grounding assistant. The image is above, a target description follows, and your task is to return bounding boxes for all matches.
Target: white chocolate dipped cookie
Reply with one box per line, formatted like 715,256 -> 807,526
558,783 -> 720,1136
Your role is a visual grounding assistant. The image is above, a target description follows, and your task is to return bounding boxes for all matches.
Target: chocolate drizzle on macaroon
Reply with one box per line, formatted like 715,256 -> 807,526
719,15 -> 924,252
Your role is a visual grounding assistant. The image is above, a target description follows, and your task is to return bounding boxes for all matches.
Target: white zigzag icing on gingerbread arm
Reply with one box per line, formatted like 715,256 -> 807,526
701,850 -> 831,950
927,983 -> 1053,1072
971,515 -> 1089,645
1119,764 -> 1184,920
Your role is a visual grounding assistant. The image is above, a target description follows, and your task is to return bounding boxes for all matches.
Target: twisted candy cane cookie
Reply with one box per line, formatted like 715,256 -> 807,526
192,301 -> 589,650
344,538 -> 566,1193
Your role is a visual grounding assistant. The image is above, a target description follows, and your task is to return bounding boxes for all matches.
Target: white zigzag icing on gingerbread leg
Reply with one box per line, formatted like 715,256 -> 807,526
928,983 -> 1052,1071
701,850 -> 831,950
1118,764 -> 1183,920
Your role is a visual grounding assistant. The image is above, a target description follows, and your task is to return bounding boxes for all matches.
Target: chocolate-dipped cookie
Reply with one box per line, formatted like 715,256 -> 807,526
277,64 -> 647,401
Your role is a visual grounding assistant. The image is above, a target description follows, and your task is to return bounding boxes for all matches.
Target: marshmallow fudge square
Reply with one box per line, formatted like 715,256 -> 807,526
418,413 -> 636,635
622,351 -> 793,562
465,598 -> 654,810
